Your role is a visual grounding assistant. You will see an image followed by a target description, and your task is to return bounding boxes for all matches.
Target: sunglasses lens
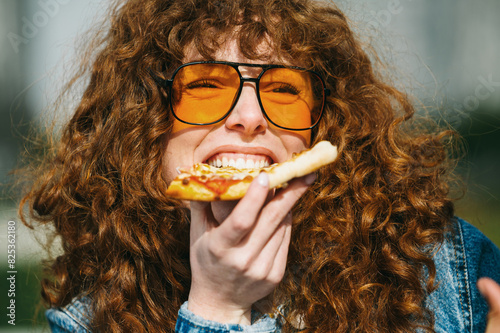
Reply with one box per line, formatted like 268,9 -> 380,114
169,63 -> 325,130
259,68 -> 324,130
171,64 -> 239,124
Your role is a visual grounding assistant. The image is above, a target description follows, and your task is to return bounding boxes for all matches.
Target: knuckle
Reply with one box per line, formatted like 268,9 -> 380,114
231,217 -> 253,233
267,274 -> 283,286
250,271 -> 267,282
207,240 -> 225,259
234,254 -> 253,272
250,263 -> 272,281
266,268 -> 286,285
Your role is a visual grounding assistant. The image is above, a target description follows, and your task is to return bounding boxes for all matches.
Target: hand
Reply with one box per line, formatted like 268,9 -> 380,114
187,172 -> 315,325
478,277 -> 500,333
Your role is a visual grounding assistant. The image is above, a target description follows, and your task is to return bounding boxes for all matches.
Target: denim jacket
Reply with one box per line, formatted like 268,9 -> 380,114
46,217 -> 500,332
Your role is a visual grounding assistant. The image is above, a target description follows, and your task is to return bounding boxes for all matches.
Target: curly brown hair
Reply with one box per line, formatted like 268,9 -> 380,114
19,0 -> 456,332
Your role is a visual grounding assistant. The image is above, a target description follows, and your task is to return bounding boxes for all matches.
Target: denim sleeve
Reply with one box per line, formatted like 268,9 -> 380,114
45,297 -> 92,333
175,302 -> 280,333
460,217 -> 500,333
427,217 -> 500,333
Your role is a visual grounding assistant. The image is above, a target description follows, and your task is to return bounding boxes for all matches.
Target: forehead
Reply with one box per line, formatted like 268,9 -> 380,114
183,35 -> 280,65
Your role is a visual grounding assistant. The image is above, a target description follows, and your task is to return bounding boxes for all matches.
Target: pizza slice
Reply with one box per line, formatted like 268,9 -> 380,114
165,140 -> 338,201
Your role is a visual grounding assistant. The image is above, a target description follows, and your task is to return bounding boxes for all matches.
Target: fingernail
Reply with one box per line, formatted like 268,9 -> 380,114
257,172 -> 269,187
305,173 -> 316,185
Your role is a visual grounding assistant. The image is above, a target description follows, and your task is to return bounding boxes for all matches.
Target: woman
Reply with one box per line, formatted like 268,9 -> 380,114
20,0 -> 500,332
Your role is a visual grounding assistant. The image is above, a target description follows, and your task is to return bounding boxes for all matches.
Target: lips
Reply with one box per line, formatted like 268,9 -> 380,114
206,153 -> 272,169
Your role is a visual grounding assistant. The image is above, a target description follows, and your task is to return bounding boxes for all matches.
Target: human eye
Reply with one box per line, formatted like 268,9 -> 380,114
271,82 -> 300,95
186,79 -> 221,89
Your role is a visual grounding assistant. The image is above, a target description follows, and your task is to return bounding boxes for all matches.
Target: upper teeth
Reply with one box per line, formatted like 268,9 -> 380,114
208,157 -> 270,169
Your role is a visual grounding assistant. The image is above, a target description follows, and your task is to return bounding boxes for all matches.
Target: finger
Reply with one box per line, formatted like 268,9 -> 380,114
478,278 -> 500,333
214,172 -> 270,247
258,212 -> 293,285
248,173 -> 314,251
486,317 -> 500,333
486,313 -> 500,333
479,278 -> 500,312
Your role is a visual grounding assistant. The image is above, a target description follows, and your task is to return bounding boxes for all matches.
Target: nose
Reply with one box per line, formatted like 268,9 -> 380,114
224,82 -> 268,136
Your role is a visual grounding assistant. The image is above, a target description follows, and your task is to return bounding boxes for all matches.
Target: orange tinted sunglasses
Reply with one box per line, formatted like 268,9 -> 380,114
152,61 -> 330,131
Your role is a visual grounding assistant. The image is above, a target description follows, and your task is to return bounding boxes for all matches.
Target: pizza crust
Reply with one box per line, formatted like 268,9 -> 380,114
266,141 -> 338,189
165,141 -> 338,201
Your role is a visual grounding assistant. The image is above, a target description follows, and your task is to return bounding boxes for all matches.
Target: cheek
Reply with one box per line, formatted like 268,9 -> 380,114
299,129 -> 311,146
162,139 -> 178,183
286,133 -> 310,157
171,119 -> 198,133
162,127 -> 197,182
162,123 -> 213,182
279,128 -> 311,148
269,123 -> 311,147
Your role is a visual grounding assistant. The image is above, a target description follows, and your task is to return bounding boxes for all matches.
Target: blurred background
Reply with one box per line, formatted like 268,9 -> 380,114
1,0 -> 499,331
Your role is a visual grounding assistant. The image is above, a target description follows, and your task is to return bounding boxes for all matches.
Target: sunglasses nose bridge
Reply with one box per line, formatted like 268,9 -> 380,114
231,76 -> 264,115
236,77 -> 260,98
231,72 -> 261,102
241,77 -> 259,83
224,75 -> 270,136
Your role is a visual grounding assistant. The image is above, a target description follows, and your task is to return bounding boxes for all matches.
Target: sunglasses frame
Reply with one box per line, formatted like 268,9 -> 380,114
152,61 -> 331,131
